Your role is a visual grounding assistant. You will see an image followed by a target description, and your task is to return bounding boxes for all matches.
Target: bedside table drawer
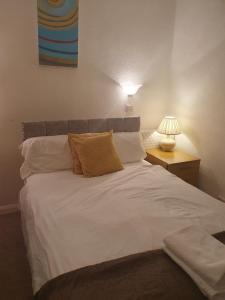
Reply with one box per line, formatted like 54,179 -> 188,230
168,161 -> 200,186
146,148 -> 200,187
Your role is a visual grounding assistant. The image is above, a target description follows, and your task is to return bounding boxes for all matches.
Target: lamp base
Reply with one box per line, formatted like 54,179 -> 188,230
159,136 -> 176,152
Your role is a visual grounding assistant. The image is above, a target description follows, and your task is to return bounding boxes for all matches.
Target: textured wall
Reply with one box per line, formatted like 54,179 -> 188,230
0,0 -> 176,205
170,0 -> 225,198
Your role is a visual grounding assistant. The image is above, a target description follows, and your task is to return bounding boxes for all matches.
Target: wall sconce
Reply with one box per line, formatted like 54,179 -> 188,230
121,83 -> 143,97
121,83 -> 142,114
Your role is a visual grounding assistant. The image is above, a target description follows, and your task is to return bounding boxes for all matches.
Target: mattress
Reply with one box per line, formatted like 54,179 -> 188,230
20,161 -> 225,293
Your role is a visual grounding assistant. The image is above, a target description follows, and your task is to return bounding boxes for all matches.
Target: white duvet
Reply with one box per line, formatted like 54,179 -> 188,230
20,161 -> 225,293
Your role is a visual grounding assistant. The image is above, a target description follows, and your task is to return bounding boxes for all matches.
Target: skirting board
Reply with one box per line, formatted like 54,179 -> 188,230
0,204 -> 19,215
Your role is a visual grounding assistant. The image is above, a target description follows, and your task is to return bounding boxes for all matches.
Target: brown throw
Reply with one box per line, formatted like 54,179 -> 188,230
34,231 -> 225,300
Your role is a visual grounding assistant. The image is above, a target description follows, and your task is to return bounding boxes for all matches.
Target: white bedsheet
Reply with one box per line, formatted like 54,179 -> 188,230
20,161 -> 225,293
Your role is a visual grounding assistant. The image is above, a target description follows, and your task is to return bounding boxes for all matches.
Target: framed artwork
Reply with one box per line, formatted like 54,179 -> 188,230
37,0 -> 78,67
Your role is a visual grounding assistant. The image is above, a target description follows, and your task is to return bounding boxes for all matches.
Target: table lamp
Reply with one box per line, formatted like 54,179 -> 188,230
157,116 -> 181,151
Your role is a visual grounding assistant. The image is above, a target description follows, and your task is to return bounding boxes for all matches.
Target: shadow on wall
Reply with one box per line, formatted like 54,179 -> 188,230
172,39 -> 225,168
199,167 -> 221,200
170,0 -> 225,198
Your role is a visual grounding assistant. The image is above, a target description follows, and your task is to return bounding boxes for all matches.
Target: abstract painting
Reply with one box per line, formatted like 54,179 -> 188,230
37,0 -> 78,67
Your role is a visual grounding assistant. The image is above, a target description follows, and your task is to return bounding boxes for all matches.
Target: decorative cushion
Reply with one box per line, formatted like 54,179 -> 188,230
69,132 -> 123,177
68,132 -> 110,174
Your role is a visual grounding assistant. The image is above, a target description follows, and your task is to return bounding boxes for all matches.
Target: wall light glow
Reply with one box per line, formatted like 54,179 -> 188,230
121,82 -> 142,96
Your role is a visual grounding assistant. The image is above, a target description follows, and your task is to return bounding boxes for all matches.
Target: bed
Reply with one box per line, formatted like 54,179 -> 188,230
19,117 -> 225,299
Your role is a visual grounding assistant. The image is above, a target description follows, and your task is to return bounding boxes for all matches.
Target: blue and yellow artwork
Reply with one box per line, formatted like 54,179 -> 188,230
37,0 -> 78,67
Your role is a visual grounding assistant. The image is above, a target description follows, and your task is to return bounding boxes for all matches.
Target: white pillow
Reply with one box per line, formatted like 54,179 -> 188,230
113,132 -> 146,163
20,135 -> 72,179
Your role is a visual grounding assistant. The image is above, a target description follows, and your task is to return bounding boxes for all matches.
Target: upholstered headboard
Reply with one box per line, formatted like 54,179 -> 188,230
22,117 -> 140,140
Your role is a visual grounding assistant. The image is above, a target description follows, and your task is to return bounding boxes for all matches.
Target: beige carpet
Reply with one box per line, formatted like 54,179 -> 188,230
0,212 -> 33,300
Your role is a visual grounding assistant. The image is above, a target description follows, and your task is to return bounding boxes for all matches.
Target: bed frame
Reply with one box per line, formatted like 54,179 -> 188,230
22,117 -> 140,140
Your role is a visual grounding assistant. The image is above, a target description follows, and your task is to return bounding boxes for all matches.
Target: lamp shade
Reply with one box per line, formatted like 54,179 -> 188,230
157,116 -> 181,135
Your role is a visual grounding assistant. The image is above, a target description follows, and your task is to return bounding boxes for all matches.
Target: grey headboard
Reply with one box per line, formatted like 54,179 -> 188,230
22,117 -> 140,140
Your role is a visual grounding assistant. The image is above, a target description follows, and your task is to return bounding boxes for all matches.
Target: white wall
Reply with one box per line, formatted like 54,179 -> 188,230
170,0 -> 225,198
0,0 -> 176,205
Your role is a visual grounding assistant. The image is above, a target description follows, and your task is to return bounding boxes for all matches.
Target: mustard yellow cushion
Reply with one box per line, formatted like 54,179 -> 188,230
70,132 -> 123,177
68,132 -> 110,174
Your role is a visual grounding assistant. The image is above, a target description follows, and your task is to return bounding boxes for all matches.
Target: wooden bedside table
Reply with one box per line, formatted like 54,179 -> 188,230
145,148 -> 200,186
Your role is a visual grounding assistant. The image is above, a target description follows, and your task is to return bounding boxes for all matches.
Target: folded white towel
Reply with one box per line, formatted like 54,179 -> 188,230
163,226 -> 225,300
